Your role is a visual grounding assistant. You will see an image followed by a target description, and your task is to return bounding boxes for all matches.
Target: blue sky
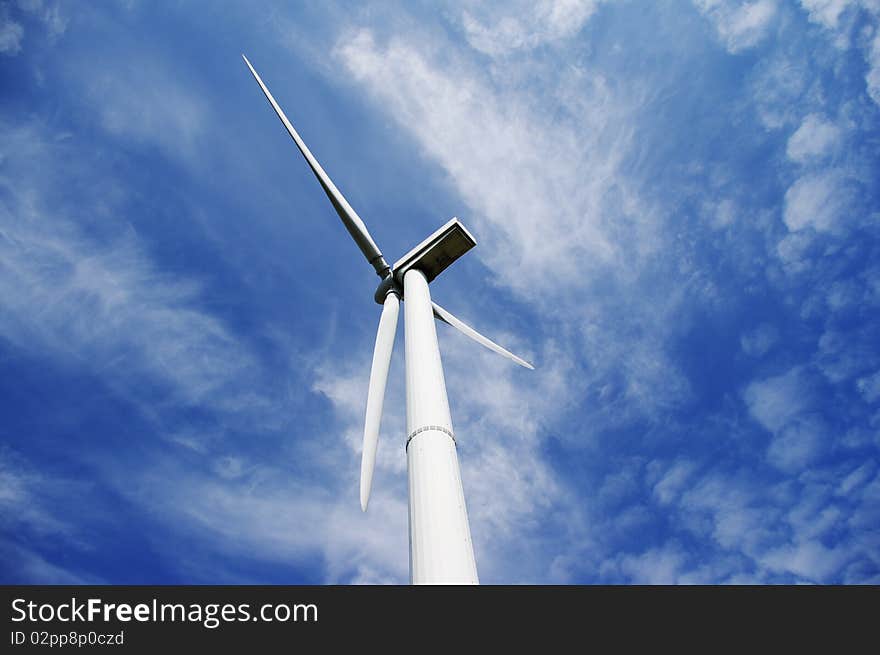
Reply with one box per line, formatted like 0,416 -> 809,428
1,0 -> 879,584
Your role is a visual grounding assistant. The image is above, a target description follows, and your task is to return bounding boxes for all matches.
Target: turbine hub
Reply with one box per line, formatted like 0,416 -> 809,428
374,274 -> 402,304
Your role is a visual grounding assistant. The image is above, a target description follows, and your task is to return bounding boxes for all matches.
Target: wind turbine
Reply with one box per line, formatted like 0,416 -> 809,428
243,55 -> 533,584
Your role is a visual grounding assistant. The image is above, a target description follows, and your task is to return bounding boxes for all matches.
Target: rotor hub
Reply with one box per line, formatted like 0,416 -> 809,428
374,273 -> 402,304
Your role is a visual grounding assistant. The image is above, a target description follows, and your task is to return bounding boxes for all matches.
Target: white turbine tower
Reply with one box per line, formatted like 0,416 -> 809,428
243,55 -> 533,585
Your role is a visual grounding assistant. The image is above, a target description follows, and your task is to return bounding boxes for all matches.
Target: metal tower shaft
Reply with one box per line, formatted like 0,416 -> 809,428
404,269 -> 479,584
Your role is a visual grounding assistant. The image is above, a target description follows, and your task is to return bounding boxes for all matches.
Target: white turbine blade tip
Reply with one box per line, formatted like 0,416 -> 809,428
241,52 -> 385,270
432,301 -> 534,369
360,437 -> 377,512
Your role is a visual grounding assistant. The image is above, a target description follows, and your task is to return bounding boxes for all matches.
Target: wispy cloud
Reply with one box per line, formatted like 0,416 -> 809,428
0,121 -> 258,414
867,27 -> 880,105
71,53 -> 207,164
0,1 -> 67,56
783,169 -> 857,233
796,0 -> 880,104
743,367 -> 812,433
0,447 -> 103,583
0,11 -> 24,55
694,0 -> 778,54
332,21 -> 693,431
741,323 -> 779,357
786,114 -> 842,162
460,0 -> 603,58
106,452 -> 411,584
334,28 -> 629,299
799,0 -> 856,31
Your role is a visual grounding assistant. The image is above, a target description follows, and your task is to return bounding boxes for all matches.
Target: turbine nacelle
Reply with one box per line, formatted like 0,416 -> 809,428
373,217 -> 475,303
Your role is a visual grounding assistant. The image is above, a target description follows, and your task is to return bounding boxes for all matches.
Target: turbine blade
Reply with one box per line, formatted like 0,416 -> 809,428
241,54 -> 389,276
361,293 -> 400,511
432,302 -> 534,370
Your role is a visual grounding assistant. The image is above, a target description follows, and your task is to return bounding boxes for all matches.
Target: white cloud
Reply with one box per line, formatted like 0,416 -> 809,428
775,231 -> 816,273
786,114 -> 841,163
0,447 -> 114,583
786,491 -> 842,541
712,505 -> 772,552
837,461 -> 875,495
816,325 -> 879,383
312,352 -> 408,483
868,28 -> 880,106
743,367 -> 812,433
331,28 -> 661,303
617,542 -> 689,584
783,169 -> 854,233
824,278 -> 862,312
748,53 -> 812,130
659,460 -> 875,581
72,53 -> 206,163
795,0 -> 880,104
461,0 -> 602,57
0,14 -> 23,54
694,0 -> 778,54
799,0 -> 856,30
856,370 -> 880,402
0,539 -> 99,584
708,197 -> 738,229
652,459 -> 697,505
678,470 -> 780,557
0,450 -> 76,540
0,1 -> 67,56
760,539 -> 849,580
0,120 -> 266,421
766,415 -> 825,472
17,0 -> 67,39
105,452 -> 410,583
740,323 -> 779,357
